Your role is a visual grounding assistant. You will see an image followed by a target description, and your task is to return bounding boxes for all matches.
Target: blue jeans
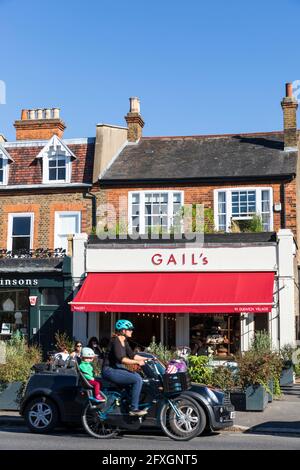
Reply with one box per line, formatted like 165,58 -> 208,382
102,367 -> 143,410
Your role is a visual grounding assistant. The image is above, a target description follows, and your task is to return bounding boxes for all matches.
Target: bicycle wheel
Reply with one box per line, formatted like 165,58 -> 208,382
159,395 -> 206,441
82,403 -> 119,439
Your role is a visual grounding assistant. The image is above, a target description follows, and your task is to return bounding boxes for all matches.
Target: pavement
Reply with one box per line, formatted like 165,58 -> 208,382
1,383 -> 300,436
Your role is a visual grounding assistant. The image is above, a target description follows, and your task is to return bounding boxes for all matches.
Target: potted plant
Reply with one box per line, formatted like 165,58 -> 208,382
211,365 -> 236,391
0,332 -> 41,410
187,355 -> 213,385
280,344 -> 295,386
232,350 -> 271,411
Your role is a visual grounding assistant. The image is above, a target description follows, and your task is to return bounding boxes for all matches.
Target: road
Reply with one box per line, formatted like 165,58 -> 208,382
0,425 -> 299,450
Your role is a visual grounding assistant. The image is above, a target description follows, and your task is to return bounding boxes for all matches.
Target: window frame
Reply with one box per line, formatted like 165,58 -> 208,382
7,213 -> 34,251
42,153 -> 71,184
0,153 -> 9,186
213,187 -> 273,232
128,190 -> 184,235
54,211 -> 81,250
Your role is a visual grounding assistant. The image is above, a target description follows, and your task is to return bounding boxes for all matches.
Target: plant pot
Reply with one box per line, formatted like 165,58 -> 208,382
0,381 -> 22,410
280,366 -> 295,386
230,385 -> 268,411
268,380 -> 274,403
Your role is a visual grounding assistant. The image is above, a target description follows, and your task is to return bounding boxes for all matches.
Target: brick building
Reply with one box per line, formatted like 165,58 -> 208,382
71,85 -> 300,352
0,108 -> 95,353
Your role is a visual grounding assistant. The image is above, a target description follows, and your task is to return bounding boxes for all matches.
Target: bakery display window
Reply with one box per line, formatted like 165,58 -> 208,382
190,314 -> 241,357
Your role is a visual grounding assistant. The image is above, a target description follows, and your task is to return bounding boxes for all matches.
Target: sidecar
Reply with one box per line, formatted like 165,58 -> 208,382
20,356 -> 235,434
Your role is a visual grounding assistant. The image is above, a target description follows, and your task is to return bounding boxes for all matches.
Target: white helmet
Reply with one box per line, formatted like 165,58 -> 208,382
81,347 -> 96,358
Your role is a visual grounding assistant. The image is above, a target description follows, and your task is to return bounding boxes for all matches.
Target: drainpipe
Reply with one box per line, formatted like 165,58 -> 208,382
280,182 -> 286,229
83,188 -> 97,231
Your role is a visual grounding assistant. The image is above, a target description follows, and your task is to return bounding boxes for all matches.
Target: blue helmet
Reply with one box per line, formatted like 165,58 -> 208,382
115,319 -> 134,331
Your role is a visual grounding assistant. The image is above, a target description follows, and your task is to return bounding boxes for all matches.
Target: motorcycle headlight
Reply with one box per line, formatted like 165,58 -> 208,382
206,388 -> 219,404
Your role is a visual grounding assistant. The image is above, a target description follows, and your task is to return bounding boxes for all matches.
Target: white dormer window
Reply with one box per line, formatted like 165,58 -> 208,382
43,147 -> 71,183
45,152 -> 71,183
37,135 -> 75,184
0,157 -> 8,185
0,145 -> 13,186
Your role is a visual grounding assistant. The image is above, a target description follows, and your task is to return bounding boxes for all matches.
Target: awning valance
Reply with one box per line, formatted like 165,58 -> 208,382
70,272 -> 275,314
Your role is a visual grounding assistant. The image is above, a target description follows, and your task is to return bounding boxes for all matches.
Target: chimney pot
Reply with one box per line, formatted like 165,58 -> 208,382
129,97 -> 140,114
286,83 -> 293,98
53,108 -> 60,119
21,109 -> 28,120
29,109 -> 36,120
45,108 -> 52,119
37,109 -> 43,119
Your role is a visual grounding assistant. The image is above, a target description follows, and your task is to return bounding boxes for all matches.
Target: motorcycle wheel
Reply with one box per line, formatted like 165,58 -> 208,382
159,395 -> 206,441
82,403 -> 119,439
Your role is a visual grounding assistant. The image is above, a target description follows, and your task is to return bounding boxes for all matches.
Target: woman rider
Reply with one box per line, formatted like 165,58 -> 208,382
102,319 -> 147,417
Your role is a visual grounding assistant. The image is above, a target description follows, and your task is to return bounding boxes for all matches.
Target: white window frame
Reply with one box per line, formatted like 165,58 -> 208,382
128,190 -> 184,234
54,211 -> 81,249
0,153 -> 9,186
7,213 -> 34,251
43,154 -> 71,184
213,187 -> 274,232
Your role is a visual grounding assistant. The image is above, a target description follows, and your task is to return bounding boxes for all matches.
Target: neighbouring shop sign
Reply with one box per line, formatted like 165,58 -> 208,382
0,278 -> 39,287
86,246 -> 277,272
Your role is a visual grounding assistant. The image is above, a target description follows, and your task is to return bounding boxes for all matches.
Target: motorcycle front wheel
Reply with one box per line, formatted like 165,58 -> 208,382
82,403 -> 119,439
159,395 -> 206,441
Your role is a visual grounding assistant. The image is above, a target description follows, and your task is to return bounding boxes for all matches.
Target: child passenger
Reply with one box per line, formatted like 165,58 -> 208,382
79,347 -> 106,402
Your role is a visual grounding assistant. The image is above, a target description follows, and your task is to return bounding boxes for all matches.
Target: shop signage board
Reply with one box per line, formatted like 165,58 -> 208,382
86,246 -> 277,272
0,278 -> 39,287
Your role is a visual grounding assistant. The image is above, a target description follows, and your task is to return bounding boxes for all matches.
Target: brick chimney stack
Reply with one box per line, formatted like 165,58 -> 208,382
281,83 -> 298,150
14,108 -> 66,141
125,97 -> 144,142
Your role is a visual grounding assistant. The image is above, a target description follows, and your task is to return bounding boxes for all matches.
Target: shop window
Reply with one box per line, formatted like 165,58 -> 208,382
214,188 -> 273,232
54,211 -> 81,251
190,315 -> 241,358
0,289 -> 29,339
129,191 -> 183,234
8,213 -> 33,252
41,288 -> 64,306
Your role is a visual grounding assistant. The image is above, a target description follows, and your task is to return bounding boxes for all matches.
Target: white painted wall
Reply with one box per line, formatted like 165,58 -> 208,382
277,230 -> 297,347
87,245 -> 277,272
72,233 -> 88,344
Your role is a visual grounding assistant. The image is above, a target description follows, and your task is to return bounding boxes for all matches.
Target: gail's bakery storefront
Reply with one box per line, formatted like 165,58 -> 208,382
71,230 -> 298,355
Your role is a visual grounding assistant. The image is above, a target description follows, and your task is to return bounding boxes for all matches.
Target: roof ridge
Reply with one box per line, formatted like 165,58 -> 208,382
141,130 -> 285,140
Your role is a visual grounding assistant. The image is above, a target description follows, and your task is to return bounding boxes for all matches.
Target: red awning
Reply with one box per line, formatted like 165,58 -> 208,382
70,272 -> 275,314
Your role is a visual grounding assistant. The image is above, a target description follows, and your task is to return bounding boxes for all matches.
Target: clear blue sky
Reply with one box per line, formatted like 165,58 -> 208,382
1,0 -> 300,140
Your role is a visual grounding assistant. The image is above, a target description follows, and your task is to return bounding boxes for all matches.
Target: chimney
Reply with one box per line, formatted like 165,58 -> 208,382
281,83 -> 298,150
14,108 -> 66,141
125,97 -> 144,142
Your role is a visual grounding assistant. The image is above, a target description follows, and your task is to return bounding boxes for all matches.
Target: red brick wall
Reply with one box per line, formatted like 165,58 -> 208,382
95,180 -> 297,235
0,192 -> 92,250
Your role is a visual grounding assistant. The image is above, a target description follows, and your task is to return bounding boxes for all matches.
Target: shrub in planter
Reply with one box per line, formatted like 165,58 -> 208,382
0,333 -> 41,408
235,350 -> 272,411
249,331 -> 283,398
211,366 -> 236,391
280,344 -> 295,386
146,339 -> 176,363
188,355 -> 212,384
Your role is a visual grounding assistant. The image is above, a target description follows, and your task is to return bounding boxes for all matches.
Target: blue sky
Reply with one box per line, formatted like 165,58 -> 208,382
1,0 -> 300,140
